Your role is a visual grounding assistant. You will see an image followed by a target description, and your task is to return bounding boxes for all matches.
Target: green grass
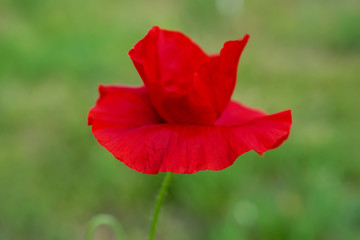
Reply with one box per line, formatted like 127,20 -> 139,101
0,0 -> 360,239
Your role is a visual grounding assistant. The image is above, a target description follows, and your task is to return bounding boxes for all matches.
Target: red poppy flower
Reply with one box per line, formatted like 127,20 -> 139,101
88,26 -> 292,174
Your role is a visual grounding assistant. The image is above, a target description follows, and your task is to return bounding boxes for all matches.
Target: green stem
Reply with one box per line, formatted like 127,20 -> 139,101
84,173 -> 173,240
85,214 -> 125,240
148,172 -> 174,240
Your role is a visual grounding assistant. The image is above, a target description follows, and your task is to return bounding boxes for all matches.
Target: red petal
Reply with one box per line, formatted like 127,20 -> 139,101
217,100 -> 292,153
129,26 -> 208,89
88,85 -> 163,127
89,87 -> 292,174
129,26 -> 213,124
129,27 -> 250,125
91,123 -> 243,174
216,100 -> 266,126
194,34 -> 250,117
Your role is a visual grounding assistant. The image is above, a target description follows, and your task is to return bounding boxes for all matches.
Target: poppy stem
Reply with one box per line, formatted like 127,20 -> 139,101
148,172 -> 174,240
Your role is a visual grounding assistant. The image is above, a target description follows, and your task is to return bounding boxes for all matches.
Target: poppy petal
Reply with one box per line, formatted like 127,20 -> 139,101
194,34 -> 250,117
89,87 -> 292,174
231,110 -> 292,154
129,26 -> 215,124
128,27 -> 250,125
88,85 -> 163,127
217,100 -> 292,153
129,26 -> 208,90
216,100 -> 266,126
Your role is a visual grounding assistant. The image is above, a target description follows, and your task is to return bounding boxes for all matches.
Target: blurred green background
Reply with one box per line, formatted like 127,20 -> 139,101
1,0 -> 360,239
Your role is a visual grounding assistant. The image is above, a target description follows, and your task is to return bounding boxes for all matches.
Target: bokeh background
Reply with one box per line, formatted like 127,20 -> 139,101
1,0 -> 360,239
